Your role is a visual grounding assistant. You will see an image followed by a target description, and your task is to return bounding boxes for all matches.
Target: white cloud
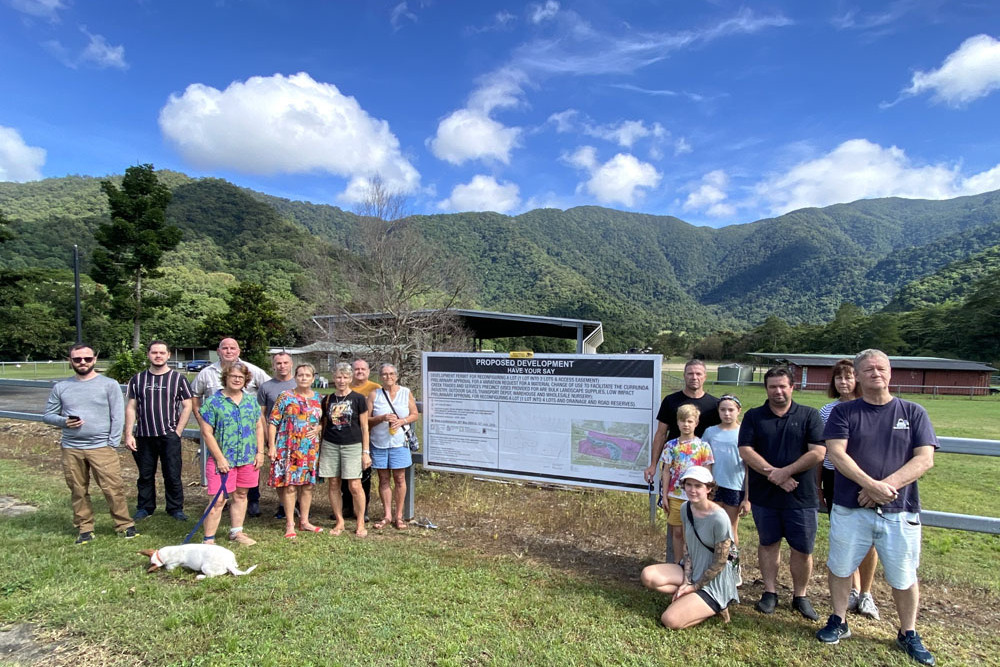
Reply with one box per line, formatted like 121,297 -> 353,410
429,69 -> 525,165
754,138 -> 1000,214
683,170 -> 735,217
428,110 -> 521,165
6,0 -> 64,20
0,125 -> 46,182
674,137 -> 693,156
43,27 -> 127,69
390,2 -> 417,31
547,109 -> 578,133
79,27 -> 127,69
564,146 -> 661,207
898,34 -> 1000,107
438,175 -> 521,213
514,7 -> 791,76
583,120 -> 665,148
529,1 -> 560,24
831,1 -> 920,31
158,72 -> 420,201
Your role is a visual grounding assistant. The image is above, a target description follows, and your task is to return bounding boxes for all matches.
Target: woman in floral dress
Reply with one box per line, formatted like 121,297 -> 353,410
267,363 -> 323,538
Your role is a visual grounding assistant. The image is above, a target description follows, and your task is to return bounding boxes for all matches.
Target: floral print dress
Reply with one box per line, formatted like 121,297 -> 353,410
268,389 -> 322,487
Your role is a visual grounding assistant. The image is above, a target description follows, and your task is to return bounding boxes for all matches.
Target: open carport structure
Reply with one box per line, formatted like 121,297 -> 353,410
312,308 -> 605,354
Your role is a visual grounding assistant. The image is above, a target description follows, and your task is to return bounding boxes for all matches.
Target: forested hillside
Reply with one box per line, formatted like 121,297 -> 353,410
2,172 -> 1000,357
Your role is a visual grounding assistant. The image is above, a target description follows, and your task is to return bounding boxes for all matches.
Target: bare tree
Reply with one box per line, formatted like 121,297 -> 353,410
335,175 -> 470,379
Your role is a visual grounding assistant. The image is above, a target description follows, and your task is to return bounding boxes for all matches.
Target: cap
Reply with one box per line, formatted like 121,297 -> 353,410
680,465 -> 714,485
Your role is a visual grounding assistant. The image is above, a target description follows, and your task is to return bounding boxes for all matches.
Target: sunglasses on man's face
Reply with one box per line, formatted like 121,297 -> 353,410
71,356 -> 95,363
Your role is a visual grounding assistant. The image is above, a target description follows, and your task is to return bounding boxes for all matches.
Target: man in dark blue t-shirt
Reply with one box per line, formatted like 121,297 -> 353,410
816,350 -> 937,667
739,366 -> 825,620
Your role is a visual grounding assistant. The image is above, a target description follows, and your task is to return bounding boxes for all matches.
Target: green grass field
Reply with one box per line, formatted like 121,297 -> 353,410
0,366 -> 997,665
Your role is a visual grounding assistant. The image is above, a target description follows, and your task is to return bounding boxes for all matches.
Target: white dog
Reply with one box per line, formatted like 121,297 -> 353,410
138,544 -> 257,580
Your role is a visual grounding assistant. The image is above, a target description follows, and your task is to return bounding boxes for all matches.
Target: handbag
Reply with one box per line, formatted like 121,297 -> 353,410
686,503 -> 739,567
382,388 -> 419,451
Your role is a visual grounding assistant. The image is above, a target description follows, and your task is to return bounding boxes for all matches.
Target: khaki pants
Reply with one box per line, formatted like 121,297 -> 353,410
61,446 -> 133,534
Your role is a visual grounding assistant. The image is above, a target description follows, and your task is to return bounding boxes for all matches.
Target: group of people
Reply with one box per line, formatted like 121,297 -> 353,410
639,354 -> 937,667
42,344 -> 938,665
43,337 -> 419,549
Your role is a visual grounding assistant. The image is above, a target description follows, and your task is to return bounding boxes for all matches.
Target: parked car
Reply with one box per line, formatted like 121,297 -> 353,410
186,359 -> 212,372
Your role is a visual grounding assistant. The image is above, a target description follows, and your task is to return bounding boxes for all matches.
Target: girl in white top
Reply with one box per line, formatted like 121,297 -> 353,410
701,394 -> 749,549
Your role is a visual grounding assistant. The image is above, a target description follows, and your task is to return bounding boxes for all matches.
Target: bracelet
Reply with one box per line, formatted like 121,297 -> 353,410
363,451 -> 370,454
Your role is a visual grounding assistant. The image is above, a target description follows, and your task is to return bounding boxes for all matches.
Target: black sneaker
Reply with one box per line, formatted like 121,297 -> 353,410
816,615 -> 851,644
275,507 -> 286,520
169,511 -> 189,521
122,526 -> 139,539
896,630 -> 935,666
792,596 -> 819,621
247,501 -> 260,518
74,531 -> 94,545
756,591 -> 778,614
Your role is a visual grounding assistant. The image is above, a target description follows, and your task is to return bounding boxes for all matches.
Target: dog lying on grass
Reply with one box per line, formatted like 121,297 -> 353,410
138,544 -> 258,579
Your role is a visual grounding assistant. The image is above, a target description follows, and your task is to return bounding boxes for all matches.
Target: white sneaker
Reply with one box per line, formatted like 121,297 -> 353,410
857,592 -> 880,620
847,588 -> 860,612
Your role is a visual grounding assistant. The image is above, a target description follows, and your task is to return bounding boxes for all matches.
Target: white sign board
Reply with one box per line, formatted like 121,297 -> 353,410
421,352 -> 661,492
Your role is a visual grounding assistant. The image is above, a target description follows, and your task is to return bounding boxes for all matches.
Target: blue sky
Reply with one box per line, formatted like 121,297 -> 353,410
2,1 -> 1000,226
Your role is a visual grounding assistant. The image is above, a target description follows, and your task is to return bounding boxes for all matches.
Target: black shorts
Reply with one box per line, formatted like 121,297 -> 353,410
696,589 -> 722,613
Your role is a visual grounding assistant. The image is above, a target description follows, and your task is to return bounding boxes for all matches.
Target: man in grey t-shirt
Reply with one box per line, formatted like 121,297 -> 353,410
43,343 -> 136,544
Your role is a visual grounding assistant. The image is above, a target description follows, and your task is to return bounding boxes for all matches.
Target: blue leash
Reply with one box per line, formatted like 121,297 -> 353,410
183,471 -> 229,544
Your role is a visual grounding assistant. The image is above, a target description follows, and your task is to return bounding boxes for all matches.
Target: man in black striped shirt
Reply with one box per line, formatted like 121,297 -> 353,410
124,341 -> 194,521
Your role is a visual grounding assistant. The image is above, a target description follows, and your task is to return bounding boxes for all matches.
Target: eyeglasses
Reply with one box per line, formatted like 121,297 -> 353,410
228,375 -> 249,382
71,356 -> 95,363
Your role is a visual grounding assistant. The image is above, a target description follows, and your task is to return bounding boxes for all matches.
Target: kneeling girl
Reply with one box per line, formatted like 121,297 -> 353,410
640,466 -> 739,629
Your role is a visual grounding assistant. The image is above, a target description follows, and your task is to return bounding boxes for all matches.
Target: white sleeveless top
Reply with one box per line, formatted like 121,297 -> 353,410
370,386 -> 411,449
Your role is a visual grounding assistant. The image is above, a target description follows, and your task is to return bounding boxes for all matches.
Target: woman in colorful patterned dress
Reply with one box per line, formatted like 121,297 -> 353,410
267,363 -> 324,538
199,361 -> 265,546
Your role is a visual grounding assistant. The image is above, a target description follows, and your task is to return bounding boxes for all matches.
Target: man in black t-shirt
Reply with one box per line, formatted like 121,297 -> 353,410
739,366 -> 825,621
643,359 -> 721,485
124,341 -> 193,521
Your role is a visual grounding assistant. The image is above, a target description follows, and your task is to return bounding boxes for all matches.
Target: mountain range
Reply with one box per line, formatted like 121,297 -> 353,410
2,172 -> 999,351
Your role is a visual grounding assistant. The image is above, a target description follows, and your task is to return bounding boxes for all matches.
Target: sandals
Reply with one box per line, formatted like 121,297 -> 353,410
284,530 -> 297,539
373,518 -> 390,530
393,519 -> 408,530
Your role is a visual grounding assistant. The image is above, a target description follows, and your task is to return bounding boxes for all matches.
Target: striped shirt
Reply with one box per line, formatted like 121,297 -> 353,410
126,369 -> 193,437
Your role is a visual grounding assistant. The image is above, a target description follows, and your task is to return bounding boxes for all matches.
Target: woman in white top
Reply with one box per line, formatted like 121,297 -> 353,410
367,363 -> 418,530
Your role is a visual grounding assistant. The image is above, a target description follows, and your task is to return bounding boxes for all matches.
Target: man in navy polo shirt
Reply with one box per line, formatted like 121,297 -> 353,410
816,350 -> 937,666
739,366 -> 825,620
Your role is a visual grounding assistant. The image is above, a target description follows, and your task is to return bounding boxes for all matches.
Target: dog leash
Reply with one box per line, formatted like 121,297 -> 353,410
182,471 -> 229,544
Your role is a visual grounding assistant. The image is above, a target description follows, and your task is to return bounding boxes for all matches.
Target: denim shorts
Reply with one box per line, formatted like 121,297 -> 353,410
751,504 -> 818,554
714,486 -> 743,507
371,445 -> 412,470
828,504 -> 921,590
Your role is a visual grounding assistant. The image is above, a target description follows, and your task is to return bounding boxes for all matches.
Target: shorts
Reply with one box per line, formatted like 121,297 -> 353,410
371,445 -> 412,470
206,459 -> 259,496
696,589 -> 723,614
820,468 -> 835,514
715,486 -> 743,507
667,497 -> 684,527
828,504 -> 921,590
318,441 -> 363,479
751,505 -> 818,554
